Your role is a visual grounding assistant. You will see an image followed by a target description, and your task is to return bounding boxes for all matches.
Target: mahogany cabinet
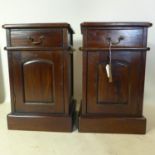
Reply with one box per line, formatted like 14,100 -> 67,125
79,22 -> 152,134
3,23 -> 75,132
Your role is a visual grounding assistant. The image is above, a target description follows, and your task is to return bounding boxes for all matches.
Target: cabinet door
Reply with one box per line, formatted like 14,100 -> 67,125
87,51 -> 143,116
11,51 -> 64,113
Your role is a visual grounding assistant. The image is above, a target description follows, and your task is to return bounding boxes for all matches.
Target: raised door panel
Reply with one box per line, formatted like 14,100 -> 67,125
87,51 -> 141,116
23,59 -> 54,103
97,60 -> 129,105
12,51 -> 64,113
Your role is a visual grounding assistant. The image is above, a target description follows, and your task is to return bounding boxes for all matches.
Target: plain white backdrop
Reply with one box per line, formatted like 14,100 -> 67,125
0,0 -> 154,105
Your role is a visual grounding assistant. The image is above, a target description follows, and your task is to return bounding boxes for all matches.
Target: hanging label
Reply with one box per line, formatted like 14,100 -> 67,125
105,63 -> 112,83
105,64 -> 110,78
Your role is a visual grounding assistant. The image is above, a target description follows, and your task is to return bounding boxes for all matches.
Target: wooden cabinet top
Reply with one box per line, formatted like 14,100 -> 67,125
81,22 -> 152,28
3,23 -> 74,33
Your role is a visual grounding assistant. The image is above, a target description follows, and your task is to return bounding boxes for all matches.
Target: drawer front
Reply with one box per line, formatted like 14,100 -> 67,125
10,29 -> 63,47
86,29 -> 144,48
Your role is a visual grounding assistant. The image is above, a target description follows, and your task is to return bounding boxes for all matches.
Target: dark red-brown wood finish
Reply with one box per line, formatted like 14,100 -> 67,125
3,23 -> 75,132
79,22 -> 152,134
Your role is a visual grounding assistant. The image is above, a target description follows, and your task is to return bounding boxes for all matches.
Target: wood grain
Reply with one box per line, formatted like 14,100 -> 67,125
79,22 -> 152,134
4,23 -> 75,132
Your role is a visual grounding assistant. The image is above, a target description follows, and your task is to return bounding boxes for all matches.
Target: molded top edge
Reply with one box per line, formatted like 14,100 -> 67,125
2,23 -> 74,33
81,22 -> 152,27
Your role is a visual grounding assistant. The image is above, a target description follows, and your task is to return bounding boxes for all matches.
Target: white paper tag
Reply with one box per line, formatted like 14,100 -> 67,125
106,64 -> 110,78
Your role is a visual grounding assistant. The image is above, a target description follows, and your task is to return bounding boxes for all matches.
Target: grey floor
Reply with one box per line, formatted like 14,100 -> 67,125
0,102 -> 155,155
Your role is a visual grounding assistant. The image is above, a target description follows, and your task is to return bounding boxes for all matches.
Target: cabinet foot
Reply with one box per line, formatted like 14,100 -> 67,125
79,114 -> 146,134
7,100 -> 76,132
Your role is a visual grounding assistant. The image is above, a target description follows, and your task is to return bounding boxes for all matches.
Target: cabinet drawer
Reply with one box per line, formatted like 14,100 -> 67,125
86,29 -> 144,48
10,29 -> 63,47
